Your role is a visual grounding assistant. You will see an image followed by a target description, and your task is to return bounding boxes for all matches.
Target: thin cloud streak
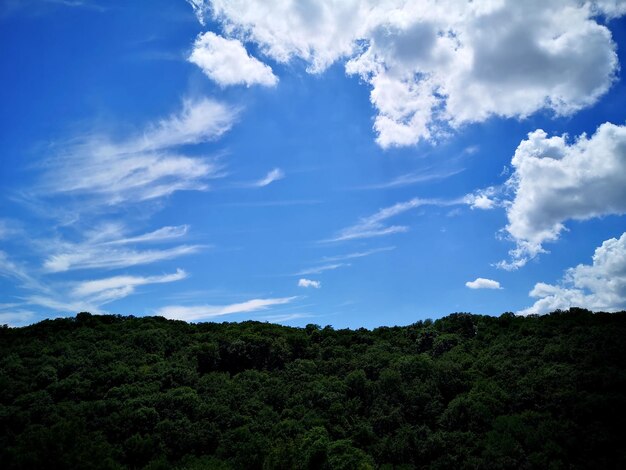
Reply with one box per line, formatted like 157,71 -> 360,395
325,197 -> 464,242
359,168 -> 464,190
322,246 -> 395,262
102,225 -> 189,245
156,296 -> 298,322
295,263 -> 349,276
254,168 -> 285,187
43,244 -> 203,273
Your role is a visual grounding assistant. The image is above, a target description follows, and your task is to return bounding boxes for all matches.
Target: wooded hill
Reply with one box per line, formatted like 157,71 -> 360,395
1,309 -> 625,469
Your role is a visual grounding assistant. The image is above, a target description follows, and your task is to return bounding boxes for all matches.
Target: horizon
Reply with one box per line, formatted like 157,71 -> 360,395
1,0 -> 625,329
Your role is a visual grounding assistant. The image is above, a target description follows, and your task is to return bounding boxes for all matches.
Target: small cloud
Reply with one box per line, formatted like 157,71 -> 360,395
189,32 -> 278,87
254,168 -> 285,187
466,278 -> 502,290
298,278 -> 321,288
464,187 -> 500,210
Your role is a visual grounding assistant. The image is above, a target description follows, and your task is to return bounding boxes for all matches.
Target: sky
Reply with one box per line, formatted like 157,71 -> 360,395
1,0 -> 625,328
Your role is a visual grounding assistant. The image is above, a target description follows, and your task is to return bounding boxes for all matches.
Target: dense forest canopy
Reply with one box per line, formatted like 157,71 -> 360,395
1,309 -> 625,469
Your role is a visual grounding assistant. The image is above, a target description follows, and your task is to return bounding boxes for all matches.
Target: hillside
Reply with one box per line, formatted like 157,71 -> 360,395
1,309 -> 626,469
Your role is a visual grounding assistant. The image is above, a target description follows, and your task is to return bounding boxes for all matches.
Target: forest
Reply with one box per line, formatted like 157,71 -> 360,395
1,308 -> 625,469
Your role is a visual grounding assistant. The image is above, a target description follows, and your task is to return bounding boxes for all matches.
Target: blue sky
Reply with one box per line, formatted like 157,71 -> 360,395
1,0 -> 625,328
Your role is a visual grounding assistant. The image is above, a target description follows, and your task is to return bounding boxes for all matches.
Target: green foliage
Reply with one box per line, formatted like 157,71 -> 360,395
1,309 -> 626,468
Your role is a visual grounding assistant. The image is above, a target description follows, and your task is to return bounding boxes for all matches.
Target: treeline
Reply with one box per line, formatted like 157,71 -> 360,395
1,308 -> 626,469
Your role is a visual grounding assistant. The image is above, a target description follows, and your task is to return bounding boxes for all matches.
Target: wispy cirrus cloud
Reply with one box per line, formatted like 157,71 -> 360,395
326,197 -> 462,242
71,269 -> 187,303
259,312 -> 311,323
359,168 -> 464,190
321,246 -> 395,262
156,296 -> 297,322
0,307 -> 36,327
295,263 -> 348,276
38,98 -> 237,205
23,269 -> 187,317
42,227 -> 203,273
101,225 -> 190,245
253,168 -> 285,187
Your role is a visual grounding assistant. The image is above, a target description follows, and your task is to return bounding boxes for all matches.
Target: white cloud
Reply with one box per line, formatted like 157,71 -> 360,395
43,244 -> 201,273
156,296 -> 297,321
16,269 -> 187,318
40,98 -> 237,204
186,0 -> 211,25
139,97 -> 237,149
253,168 -> 284,187
296,263 -> 348,276
499,122 -> 626,269
322,246 -> 395,262
102,225 -> 189,245
519,232 -> 626,315
37,223 -> 203,273
191,0 -> 623,147
361,168 -> 464,189
465,278 -> 502,290
0,309 -> 36,327
0,251 -> 48,292
71,269 -> 187,303
189,32 -> 278,87
298,278 -> 321,288
327,197 -> 461,242
26,295 -> 99,314
259,312 -> 311,323
593,0 -> 626,18
464,187 -> 500,210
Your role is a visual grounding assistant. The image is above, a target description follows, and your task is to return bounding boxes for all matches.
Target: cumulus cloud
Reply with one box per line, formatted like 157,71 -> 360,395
298,278 -> 320,288
39,98 -> 237,204
464,187 -> 500,210
499,122 -> 626,269
189,32 -> 278,87
189,0 -> 623,147
519,232 -> 626,315
466,278 -> 502,290
156,296 -> 297,322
